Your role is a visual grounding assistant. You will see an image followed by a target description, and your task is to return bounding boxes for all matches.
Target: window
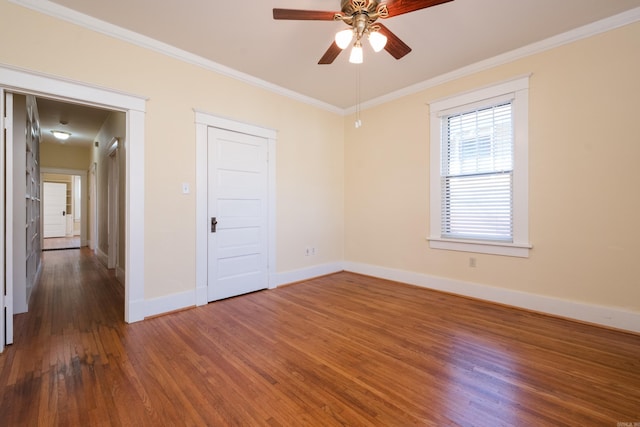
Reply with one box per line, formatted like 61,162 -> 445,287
429,76 -> 531,257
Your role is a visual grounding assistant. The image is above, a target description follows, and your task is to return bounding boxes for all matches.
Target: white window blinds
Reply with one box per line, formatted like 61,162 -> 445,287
441,101 -> 513,242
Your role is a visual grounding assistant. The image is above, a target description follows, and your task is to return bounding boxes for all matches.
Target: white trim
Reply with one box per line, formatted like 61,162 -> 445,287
0,63 -> 146,111
96,247 -> 108,268
4,92 -> 14,346
107,138 -> 119,270
344,262 -> 640,334
428,75 -> 531,112
194,111 -> 277,306
88,162 -> 97,251
429,75 -> 531,257
144,290 -> 196,319
274,263 -> 344,287
41,167 -> 88,248
9,1 -> 639,114
116,266 -> 125,285
348,7 -> 640,113
125,110 -> 145,322
194,120 -> 208,305
427,238 -> 531,258
9,0 -> 342,115
0,88 -> 5,352
0,64 -> 147,324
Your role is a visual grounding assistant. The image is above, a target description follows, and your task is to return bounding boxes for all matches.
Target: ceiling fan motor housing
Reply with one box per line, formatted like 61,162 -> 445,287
340,0 -> 381,16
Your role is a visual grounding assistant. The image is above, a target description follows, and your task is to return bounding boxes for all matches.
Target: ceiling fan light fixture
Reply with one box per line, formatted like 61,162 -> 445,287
349,42 -> 363,64
51,130 -> 71,141
335,29 -> 353,49
369,30 -> 387,52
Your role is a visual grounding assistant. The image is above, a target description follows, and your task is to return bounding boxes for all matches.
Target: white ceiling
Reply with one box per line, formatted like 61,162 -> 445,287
21,0 -> 640,145
37,97 -> 111,147
40,0 -> 640,110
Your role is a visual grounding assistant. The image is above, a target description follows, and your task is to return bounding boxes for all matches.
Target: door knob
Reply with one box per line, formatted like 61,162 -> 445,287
211,217 -> 218,233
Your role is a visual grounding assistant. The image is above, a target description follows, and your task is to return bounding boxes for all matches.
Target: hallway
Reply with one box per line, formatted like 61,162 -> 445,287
42,236 -> 82,251
0,248 -> 125,424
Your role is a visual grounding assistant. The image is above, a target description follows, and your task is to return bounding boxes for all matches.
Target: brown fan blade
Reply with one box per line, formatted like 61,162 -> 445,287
383,0 -> 453,18
377,23 -> 411,59
318,42 -> 343,65
273,8 -> 337,20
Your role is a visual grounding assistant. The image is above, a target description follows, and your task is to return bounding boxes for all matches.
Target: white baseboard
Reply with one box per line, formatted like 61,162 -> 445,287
344,261 -> 640,334
274,262 -> 344,287
144,290 -> 196,319
195,284 -> 207,307
127,298 -> 145,323
96,248 -> 108,268
141,263 -> 343,320
116,265 -> 125,285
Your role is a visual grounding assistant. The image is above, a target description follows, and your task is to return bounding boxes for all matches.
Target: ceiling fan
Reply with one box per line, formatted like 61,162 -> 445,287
273,0 -> 454,64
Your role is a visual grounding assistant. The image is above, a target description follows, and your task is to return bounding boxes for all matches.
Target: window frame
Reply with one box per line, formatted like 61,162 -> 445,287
428,76 -> 532,257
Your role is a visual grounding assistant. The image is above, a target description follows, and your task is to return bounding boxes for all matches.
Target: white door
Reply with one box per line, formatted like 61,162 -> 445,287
107,141 -> 119,269
89,163 -> 97,250
1,89 -> 8,350
43,182 -> 67,238
207,127 -> 268,301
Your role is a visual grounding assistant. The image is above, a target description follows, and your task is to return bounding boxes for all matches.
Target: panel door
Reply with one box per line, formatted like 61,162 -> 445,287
43,182 -> 67,238
207,127 -> 268,301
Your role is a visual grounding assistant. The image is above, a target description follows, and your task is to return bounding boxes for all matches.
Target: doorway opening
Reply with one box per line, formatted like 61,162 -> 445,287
1,65 -> 146,352
42,173 -> 82,251
194,112 -> 277,306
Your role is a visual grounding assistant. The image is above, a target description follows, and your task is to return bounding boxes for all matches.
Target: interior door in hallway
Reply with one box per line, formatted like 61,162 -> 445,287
207,127 -> 268,302
1,89 -> 8,349
43,182 -> 67,238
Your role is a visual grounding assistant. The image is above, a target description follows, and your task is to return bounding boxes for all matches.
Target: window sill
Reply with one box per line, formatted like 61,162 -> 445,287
427,237 -> 532,258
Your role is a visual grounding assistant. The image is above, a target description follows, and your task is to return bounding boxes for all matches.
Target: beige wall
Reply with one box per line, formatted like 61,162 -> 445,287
40,142 -> 91,170
2,0 -> 637,319
0,0 -> 345,300
345,22 -> 640,312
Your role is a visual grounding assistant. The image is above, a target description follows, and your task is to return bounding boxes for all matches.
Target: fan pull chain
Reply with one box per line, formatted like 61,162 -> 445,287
355,64 -> 362,128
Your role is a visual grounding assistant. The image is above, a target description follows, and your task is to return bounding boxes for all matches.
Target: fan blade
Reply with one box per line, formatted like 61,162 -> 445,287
377,23 -> 411,59
273,8 -> 337,20
318,42 -> 343,64
383,0 -> 453,18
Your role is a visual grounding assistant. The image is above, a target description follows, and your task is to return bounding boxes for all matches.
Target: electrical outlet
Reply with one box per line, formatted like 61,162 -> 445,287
469,257 -> 477,268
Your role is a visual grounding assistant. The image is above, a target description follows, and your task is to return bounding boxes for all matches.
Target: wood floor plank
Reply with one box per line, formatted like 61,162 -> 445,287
1,249 -> 639,426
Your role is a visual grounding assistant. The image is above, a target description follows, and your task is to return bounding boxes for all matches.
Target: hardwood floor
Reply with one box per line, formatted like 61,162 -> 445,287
42,236 -> 81,251
1,249 -> 638,426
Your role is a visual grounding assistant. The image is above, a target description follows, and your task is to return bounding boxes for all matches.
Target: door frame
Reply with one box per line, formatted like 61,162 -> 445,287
194,111 -> 277,306
0,64 -> 146,331
41,169 -> 88,243
42,181 -> 68,238
107,138 -> 119,270
2,90 -> 14,348
88,162 -> 97,251
0,88 -> 4,350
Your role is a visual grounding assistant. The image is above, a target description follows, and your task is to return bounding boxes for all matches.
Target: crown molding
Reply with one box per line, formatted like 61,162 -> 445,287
10,1 -> 640,117
9,0 -> 344,115
346,6 -> 640,114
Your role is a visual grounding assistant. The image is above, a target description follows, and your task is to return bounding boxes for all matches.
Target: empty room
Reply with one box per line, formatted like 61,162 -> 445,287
1,0 -> 639,425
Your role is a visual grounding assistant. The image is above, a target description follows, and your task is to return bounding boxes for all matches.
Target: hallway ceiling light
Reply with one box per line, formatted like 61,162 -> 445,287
51,130 -> 71,140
